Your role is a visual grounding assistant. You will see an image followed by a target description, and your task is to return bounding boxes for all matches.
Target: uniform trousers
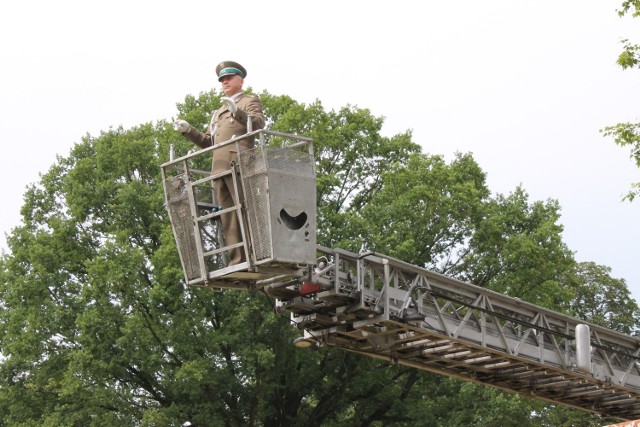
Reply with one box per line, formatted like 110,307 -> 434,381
214,170 -> 245,265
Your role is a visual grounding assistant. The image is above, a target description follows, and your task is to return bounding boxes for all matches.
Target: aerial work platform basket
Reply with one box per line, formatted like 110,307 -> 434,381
161,130 -> 316,289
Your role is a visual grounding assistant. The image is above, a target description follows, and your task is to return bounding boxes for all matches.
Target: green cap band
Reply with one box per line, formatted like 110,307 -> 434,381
218,67 -> 244,78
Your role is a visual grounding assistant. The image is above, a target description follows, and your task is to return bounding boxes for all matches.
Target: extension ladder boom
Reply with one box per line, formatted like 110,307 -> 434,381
161,130 -> 640,421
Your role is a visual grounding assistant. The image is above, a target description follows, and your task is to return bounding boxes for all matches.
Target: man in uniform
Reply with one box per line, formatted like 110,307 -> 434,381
174,61 -> 265,265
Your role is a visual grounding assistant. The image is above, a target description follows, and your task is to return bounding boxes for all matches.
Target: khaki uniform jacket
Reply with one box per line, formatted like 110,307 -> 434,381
184,93 -> 265,173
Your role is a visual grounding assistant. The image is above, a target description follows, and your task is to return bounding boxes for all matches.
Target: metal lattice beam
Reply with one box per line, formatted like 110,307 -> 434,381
272,246 -> 640,421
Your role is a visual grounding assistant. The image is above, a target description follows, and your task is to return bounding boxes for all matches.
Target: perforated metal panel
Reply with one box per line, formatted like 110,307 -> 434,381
244,174 -> 271,260
164,173 -> 201,281
241,143 -> 316,266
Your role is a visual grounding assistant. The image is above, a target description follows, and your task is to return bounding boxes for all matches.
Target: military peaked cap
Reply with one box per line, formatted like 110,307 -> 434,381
216,61 -> 247,82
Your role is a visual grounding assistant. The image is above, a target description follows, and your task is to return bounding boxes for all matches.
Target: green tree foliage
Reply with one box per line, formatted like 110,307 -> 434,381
457,189 -> 576,310
617,1 -> 640,69
358,152 -> 489,271
601,1 -> 640,200
601,120 -> 640,201
570,262 -> 640,334
353,153 -> 576,311
0,90 -> 632,425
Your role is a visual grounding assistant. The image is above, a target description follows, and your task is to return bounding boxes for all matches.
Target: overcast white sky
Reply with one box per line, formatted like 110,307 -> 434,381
1,1 -> 639,302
